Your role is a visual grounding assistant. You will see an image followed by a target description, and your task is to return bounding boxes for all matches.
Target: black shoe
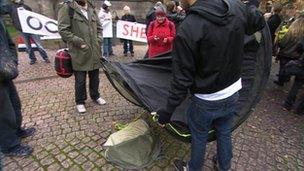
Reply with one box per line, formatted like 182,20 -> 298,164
295,109 -> 303,115
282,103 -> 292,111
17,127 -> 36,139
273,80 -> 284,86
44,59 -> 51,63
4,144 -> 33,157
29,61 -> 36,65
123,53 -> 127,57
173,159 -> 188,171
212,155 -> 220,171
131,53 -> 134,57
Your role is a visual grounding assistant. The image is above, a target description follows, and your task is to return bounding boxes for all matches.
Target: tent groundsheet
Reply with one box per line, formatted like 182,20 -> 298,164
102,26 -> 272,142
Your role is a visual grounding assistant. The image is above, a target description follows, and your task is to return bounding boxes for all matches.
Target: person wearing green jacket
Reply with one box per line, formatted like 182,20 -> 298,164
58,0 -> 106,113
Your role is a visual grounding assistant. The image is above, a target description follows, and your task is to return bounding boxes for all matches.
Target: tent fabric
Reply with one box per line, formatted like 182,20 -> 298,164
101,25 -> 272,142
102,119 -> 161,169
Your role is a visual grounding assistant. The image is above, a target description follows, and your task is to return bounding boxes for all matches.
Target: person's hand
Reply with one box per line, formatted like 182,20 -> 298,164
154,35 -> 160,41
80,44 -> 87,49
163,38 -> 168,43
157,108 -> 172,126
157,122 -> 165,128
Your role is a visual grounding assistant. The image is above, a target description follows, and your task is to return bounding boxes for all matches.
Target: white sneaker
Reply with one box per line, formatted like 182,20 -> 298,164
76,104 -> 86,113
95,97 -> 106,105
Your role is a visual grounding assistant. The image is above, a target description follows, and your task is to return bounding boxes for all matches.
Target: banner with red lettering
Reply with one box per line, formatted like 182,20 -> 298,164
116,20 -> 147,43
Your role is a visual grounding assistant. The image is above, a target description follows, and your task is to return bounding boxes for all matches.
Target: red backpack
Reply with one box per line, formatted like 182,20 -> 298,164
54,49 -> 73,78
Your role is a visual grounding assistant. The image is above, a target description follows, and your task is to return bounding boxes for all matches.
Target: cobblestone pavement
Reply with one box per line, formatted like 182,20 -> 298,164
2,45 -> 304,171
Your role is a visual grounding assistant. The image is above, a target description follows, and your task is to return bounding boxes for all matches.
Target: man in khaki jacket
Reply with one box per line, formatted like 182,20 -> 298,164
58,0 -> 106,113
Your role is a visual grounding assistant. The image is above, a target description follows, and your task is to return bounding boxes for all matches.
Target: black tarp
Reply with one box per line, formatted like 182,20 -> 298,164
102,25 -> 272,142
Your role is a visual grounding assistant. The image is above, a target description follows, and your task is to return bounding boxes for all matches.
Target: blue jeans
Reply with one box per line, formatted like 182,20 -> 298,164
22,33 -> 48,62
103,38 -> 113,58
187,92 -> 239,171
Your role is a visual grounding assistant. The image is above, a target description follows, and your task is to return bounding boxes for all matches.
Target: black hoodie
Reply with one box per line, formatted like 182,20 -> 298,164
160,0 -> 265,116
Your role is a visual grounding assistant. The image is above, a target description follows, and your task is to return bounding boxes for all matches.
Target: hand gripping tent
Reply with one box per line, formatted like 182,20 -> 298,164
102,25 -> 272,142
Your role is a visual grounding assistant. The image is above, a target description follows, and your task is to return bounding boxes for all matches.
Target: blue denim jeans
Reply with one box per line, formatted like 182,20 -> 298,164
21,33 -> 48,62
187,92 -> 239,171
103,38 -> 113,58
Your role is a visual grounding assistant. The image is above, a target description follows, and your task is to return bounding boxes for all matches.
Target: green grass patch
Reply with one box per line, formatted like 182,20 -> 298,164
6,25 -> 20,40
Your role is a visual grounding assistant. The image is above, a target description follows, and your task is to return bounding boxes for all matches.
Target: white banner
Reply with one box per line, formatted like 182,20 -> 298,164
116,20 -> 147,43
17,7 -> 61,39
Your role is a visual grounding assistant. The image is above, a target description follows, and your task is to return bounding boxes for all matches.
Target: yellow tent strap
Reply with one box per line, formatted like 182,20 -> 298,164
114,113 -> 144,131
151,113 -> 215,138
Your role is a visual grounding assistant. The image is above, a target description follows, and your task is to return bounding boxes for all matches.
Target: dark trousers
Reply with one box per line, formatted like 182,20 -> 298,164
0,81 -> 22,152
74,69 -> 100,105
123,40 -> 134,54
285,77 -> 304,107
284,61 -> 304,108
22,33 -> 48,62
277,57 -> 291,84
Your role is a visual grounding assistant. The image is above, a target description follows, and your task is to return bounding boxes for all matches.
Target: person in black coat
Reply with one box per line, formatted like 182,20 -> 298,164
156,0 -> 265,170
279,17 -> 304,110
0,0 -> 36,157
293,38 -> 304,114
267,3 -> 283,44
121,5 -> 136,57
165,0 -> 185,28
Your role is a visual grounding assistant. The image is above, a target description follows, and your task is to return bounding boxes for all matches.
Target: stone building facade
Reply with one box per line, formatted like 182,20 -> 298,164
24,0 -> 154,22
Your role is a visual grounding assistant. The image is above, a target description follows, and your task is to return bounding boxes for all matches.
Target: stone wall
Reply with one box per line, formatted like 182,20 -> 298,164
23,0 -> 154,22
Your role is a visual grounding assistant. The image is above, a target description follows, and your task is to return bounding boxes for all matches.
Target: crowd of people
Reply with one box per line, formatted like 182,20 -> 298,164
265,2 -> 304,114
0,0 -> 304,171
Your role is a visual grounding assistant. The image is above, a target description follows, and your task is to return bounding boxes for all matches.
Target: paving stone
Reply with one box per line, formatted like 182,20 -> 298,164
55,154 -> 67,162
4,161 -> 19,170
40,156 -> 55,166
67,150 -> 80,159
69,165 -> 82,171
74,155 -> 88,165
35,150 -> 49,160
2,47 -> 304,171
22,162 -> 41,171
47,163 -> 61,171
82,161 -> 95,170
60,159 -> 74,169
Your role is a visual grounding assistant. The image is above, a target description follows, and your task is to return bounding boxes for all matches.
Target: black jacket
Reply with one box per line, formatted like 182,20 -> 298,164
121,14 -> 136,22
0,16 -> 17,65
162,0 -> 265,115
145,7 -> 155,34
267,14 -> 281,42
0,16 -> 22,151
167,11 -> 185,28
2,3 -> 32,31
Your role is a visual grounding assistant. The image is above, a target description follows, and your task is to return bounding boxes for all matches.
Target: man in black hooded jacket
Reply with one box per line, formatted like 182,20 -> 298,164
156,0 -> 265,170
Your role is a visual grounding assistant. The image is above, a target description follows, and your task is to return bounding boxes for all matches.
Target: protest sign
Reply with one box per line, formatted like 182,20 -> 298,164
17,7 -> 61,39
116,20 -> 147,43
